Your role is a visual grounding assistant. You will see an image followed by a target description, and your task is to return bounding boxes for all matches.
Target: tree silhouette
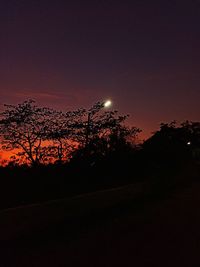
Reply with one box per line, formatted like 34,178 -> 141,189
143,121 -> 200,167
70,102 -> 141,164
0,100 -> 141,166
0,100 -> 56,166
46,109 -> 85,163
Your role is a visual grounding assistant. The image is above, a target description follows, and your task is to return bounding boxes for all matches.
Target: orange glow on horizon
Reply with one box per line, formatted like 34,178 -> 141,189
0,130 -> 151,164
0,148 -> 20,159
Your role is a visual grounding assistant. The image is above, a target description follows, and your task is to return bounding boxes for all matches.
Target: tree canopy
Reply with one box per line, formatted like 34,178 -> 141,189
0,100 -> 140,166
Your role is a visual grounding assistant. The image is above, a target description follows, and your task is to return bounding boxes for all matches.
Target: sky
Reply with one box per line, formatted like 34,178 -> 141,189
1,0 -> 200,140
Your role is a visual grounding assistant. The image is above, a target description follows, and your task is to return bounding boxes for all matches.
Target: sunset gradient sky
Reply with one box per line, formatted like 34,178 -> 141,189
1,0 -> 200,143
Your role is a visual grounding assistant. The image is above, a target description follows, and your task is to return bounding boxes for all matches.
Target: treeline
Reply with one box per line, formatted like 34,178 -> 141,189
0,100 -> 199,169
0,100 -> 199,209
0,100 -> 140,166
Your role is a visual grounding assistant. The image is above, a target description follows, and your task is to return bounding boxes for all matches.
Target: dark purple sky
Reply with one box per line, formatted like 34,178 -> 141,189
1,0 -> 200,138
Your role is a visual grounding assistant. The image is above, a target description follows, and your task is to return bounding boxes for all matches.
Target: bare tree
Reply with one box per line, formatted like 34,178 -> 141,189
0,100 -> 55,165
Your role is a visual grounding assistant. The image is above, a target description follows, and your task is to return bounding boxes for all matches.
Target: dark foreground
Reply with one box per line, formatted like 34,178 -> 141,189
1,172 -> 200,267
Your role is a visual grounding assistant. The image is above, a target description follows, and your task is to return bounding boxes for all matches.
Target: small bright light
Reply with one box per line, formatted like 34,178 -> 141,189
104,100 -> 112,108
187,141 -> 191,145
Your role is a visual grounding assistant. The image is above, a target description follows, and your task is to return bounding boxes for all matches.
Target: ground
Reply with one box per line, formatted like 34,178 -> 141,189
1,173 -> 200,266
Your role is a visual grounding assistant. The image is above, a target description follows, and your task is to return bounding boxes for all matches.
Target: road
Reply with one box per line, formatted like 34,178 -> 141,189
1,178 -> 200,267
